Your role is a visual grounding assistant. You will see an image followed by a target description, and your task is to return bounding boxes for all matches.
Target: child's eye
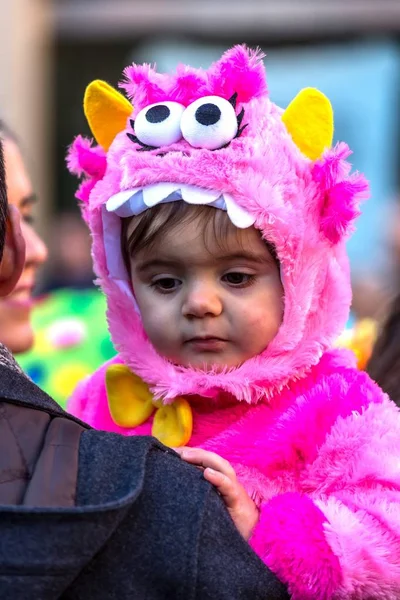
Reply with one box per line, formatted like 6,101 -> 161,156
222,272 -> 254,287
152,277 -> 181,293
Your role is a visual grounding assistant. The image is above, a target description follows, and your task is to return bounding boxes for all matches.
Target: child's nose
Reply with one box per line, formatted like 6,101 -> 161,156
182,283 -> 223,318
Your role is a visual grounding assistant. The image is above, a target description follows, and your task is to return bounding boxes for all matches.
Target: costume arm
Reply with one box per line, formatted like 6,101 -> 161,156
250,386 -> 400,599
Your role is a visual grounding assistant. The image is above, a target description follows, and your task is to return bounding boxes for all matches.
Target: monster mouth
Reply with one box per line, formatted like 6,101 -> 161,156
106,183 -> 255,229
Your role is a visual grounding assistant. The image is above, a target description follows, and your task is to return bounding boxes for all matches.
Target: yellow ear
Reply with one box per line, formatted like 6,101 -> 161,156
84,80 -> 133,150
282,88 -> 333,161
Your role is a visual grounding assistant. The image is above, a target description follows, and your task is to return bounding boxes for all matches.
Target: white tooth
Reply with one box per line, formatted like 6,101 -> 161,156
223,193 -> 255,229
142,182 -> 179,207
106,189 -> 140,213
113,201 -> 138,218
213,196 -> 226,210
180,185 -> 221,205
106,185 -> 255,228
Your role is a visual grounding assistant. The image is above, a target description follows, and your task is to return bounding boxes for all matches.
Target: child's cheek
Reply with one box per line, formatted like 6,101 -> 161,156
143,302 -> 176,341
241,303 -> 282,343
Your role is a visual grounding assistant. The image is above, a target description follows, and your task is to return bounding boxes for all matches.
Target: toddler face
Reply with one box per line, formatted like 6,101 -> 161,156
127,210 -> 284,371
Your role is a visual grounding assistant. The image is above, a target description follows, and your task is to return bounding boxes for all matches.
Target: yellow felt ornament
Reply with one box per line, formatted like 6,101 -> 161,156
282,87 -> 334,161
105,364 -> 193,447
152,398 -> 193,448
84,80 -> 133,150
106,364 -> 155,427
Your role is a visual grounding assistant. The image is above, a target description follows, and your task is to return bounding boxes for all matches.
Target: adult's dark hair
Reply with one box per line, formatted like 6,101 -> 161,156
0,138 -> 7,261
366,292 -> 400,406
0,120 -> 17,144
0,120 -> 18,261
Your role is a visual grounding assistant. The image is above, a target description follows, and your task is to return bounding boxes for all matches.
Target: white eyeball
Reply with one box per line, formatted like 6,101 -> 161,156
134,101 -> 185,147
180,96 -> 238,150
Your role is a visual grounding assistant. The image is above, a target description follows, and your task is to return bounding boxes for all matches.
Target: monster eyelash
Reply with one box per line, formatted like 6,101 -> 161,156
218,109 -> 248,149
126,120 -> 158,151
216,114 -> 247,150
217,94 -> 247,149
229,92 -> 238,108
126,132 -> 157,152
228,92 -> 248,137
236,108 -> 247,137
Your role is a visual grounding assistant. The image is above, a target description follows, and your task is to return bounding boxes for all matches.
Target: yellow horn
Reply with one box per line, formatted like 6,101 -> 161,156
282,88 -> 333,161
84,80 -> 133,150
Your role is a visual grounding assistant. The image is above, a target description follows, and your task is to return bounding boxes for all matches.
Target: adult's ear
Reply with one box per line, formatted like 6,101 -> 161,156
0,205 -> 26,297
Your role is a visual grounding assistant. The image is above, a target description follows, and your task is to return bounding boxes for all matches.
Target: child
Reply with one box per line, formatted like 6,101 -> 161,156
67,46 -> 400,599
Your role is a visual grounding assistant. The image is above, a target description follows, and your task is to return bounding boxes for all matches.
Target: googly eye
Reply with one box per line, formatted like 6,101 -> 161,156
180,96 -> 238,150
134,102 -> 185,147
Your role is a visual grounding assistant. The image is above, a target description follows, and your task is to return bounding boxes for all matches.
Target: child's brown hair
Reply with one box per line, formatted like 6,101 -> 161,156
121,200 -> 278,270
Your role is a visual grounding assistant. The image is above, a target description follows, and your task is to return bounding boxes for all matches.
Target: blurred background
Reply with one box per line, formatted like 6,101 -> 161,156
1,0 -> 400,402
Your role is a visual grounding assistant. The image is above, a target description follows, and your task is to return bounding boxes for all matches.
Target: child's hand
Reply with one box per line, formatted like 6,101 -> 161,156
174,447 -> 259,540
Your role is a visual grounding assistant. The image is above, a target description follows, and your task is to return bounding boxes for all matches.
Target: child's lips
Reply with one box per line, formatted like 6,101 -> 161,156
185,336 -> 228,352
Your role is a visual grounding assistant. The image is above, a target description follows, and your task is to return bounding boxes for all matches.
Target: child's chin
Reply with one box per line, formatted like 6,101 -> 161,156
183,356 -> 243,373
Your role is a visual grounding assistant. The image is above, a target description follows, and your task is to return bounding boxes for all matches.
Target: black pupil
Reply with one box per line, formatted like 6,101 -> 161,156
227,273 -> 243,284
195,103 -> 221,126
160,278 -> 175,288
146,105 -> 170,124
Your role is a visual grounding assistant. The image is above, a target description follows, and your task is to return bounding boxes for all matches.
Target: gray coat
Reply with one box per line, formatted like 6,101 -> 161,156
0,352 -> 289,600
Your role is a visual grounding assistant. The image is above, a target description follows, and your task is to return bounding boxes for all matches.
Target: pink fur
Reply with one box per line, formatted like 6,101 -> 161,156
314,144 -> 369,244
167,65 -> 208,106
67,136 -> 107,221
250,493 -> 342,600
66,45 -> 367,402
206,45 -> 267,103
67,135 -> 106,181
121,44 -> 266,115
69,112 -> 362,402
66,46 -> 400,598
121,64 -> 172,111
69,349 -> 400,597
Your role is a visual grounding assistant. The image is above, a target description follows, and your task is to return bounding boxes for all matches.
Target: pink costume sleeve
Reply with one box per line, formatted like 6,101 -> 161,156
250,381 -> 400,599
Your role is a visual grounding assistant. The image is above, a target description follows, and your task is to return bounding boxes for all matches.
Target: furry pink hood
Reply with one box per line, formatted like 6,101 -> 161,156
67,45 -> 368,403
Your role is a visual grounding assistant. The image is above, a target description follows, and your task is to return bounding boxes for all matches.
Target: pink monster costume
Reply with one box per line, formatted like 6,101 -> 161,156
67,46 -> 400,599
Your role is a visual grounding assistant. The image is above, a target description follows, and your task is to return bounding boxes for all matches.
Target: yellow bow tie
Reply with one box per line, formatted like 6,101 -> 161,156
105,364 -> 193,447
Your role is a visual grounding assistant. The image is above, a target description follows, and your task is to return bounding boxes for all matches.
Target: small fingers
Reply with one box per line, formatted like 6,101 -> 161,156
174,447 -> 236,480
203,467 -> 240,508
